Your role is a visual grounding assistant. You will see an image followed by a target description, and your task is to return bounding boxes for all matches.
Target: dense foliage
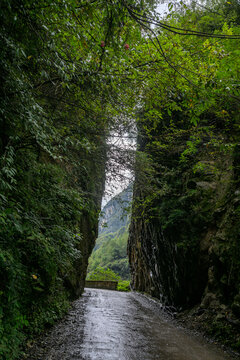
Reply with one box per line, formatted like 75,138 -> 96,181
128,0 -> 240,349
0,0 -> 240,357
89,226 -> 130,279
0,0 -> 144,358
87,266 -> 121,281
132,0 -> 240,297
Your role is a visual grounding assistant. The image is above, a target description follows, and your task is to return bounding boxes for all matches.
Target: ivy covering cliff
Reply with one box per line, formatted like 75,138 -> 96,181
0,1 -> 107,357
0,0 -> 142,358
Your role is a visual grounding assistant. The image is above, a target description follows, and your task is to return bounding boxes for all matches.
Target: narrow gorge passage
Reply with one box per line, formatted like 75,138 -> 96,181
24,289 -> 235,360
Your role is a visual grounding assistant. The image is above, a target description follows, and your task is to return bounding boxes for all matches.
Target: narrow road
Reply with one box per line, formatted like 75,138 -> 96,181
25,289 -> 236,360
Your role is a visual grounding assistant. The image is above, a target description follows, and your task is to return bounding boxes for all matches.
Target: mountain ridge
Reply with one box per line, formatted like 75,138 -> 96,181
88,185 -> 132,279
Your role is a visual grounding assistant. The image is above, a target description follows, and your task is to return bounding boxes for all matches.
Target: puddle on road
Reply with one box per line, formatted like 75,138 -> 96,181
24,289 -> 237,360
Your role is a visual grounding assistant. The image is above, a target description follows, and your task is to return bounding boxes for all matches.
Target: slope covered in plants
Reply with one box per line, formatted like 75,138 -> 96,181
88,185 -> 132,279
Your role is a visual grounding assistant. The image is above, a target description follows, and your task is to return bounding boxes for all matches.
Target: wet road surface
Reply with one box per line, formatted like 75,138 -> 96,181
25,289 -> 236,360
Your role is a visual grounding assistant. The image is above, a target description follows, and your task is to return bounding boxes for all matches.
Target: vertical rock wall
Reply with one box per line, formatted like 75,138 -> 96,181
128,128 -> 240,314
64,146 -> 106,298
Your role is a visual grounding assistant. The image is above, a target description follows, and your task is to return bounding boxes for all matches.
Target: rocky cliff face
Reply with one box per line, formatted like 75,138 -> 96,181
99,184 -> 132,235
65,149 -> 106,298
128,120 -> 240,348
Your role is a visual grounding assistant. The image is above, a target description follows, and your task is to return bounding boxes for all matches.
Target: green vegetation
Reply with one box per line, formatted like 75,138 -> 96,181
117,280 -> 131,292
89,226 -> 130,279
132,0 -> 240,299
87,267 -> 120,282
128,0 -> 240,349
87,267 -> 130,292
0,0 -> 240,357
88,187 -> 131,280
0,0 -> 143,358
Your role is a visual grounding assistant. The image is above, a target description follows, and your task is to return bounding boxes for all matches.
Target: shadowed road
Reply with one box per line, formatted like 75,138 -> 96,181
25,289 -> 235,360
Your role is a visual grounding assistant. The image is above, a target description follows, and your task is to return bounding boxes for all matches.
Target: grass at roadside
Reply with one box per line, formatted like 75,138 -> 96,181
117,280 -> 130,292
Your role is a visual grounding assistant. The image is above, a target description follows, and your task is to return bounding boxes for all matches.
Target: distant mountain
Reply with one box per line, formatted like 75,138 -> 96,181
99,184 -> 132,235
88,184 -> 132,279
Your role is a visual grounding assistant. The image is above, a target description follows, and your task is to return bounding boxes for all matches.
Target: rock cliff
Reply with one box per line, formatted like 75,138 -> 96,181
128,119 -> 240,348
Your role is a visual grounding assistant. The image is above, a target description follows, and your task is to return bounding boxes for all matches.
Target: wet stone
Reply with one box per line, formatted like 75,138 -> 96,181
23,289 -> 236,360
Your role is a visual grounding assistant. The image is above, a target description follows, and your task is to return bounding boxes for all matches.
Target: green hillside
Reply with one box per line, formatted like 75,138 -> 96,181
88,186 -> 132,280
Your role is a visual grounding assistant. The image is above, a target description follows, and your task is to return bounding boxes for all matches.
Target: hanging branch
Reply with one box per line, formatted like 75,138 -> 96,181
125,6 -> 198,86
123,1 -> 240,39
